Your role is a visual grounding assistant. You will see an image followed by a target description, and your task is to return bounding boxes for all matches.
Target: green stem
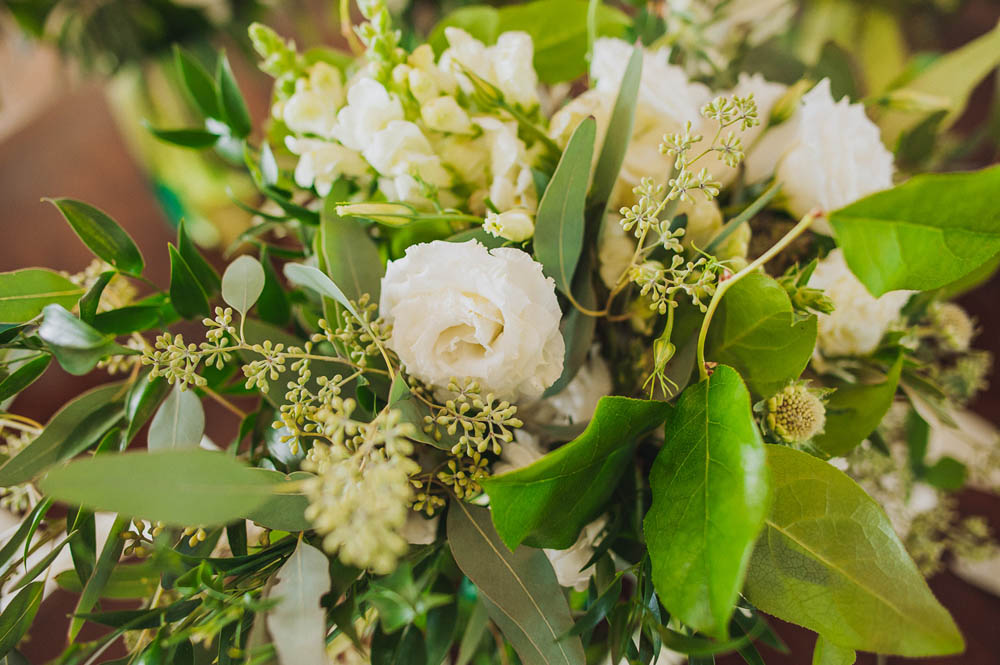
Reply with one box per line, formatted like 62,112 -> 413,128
704,179 -> 782,254
696,209 -> 820,381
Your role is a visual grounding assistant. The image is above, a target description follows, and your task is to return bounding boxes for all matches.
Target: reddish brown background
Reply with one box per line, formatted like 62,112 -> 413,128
1,1 -> 998,663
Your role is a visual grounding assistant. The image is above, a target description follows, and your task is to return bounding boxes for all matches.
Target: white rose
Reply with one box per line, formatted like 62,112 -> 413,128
541,352 -> 612,426
440,28 -> 540,109
484,208 -> 534,242
808,249 -> 912,357
380,241 -> 565,401
544,517 -> 606,591
286,136 -> 370,197
746,79 -> 894,233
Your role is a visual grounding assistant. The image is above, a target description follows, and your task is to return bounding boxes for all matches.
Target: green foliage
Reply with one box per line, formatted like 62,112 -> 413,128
174,45 -> 222,120
283,263 -> 358,318
0,354 -> 51,403
145,125 -> 220,149
147,384 -> 205,451
319,196 -> 384,303
216,52 -> 252,139
483,396 -> 671,550
39,304 -> 126,375
0,582 -> 44,656
744,445 -> 963,656
69,515 -> 129,640
39,449 -> 277,526
168,245 -> 211,319
533,118 -> 595,295
221,255 -> 266,318
812,355 -> 902,457
0,269 -> 84,323
245,470 -> 312,531
705,272 -> 817,398
829,166 -> 1000,296
447,502 -> 585,665
178,219 -> 221,295
812,636 -> 856,665
590,46 -> 641,210
46,198 -> 144,276
643,366 -> 770,639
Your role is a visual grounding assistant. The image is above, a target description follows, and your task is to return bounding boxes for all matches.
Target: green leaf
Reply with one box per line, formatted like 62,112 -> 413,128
812,636 -> 855,665
216,52 -> 252,138
93,302 -> 176,335
590,46 -> 641,210
256,248 -> 291,326
178,219 -> 221,295
744,445 -> 963,656
78,270 -> 114,325
705,272 -> 817,397
829,166 -> 1000,296
643,365 -> 770,639
0,268 -> 84,323
388,375 -> 452,450
69,515 -> 129,640
283,263 -> 358,318
446,502 -> 586,665
320,196 -> 385,303
125,371 -> 170,444
245,470 -> 312,531
812,355 -> 903,457
266,541 -> 331,665
39,449 -> 276,526
0,354 -> 50,403
534,118 -> 596,295
55,560 -> 161,599
483,396 -> 671,550
0,582 -> 44,655
168,245 -> 210,319
428,7 -> 500,53
174,46 -> 221,119
148,384 -> 205,451
38,304 -> 124,375
145,125 -> 220,148
46,198 -> 144,276
222,255 -> 266,318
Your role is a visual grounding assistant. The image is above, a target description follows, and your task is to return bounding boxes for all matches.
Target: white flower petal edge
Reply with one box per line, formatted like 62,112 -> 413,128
380,240 -> 565,402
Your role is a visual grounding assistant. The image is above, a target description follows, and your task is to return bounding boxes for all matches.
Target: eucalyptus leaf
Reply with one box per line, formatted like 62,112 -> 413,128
643,366 -> 770,639
812,355 -> 903,457
829,166 -> 1000,296
483,396 -> 671,550
320,196 -> 384,303
39,449 -> 276,526
55,560 -> 161,599
704,272 -> 817,397
222,255 -> 266,317
0,382 -> 124,486
745,445 -> 963,656
590,46 -> 641,210
0,582 -> 44,655
283,263 -> 358,318
168,245 -> 211,319
267,541 -> 331,665
46,198 -> 144,276
0,268 -> 85,323
446,502 -> 585,665
812,636 -> 855,665
245,470 -> 311,531
148,384 -> 205,451
534,118 -> 595,295
0,354 -> 50,403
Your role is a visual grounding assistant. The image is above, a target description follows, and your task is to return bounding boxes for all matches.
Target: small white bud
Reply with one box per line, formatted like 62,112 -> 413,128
483,208 -> 535,242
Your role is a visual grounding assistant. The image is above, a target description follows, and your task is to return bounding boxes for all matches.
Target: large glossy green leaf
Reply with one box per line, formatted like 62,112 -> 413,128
168,245 -> 210,319
812,636 -> 855,665
0,382 -> 125,486
534,118 -> 595,295
147,384 -> 205,451
267,541 -> 330,665
0,582 -> 44,655
55,560 -> 161,599
320,196 -> 384,303
812,355 -> 902,457
745,445 -> 963,656
0,269 -> 85,323
643,366 -> 770,639
705,272 -> 817,398
446,502 -> 585,665
46,198 -> 144,276
39,449 -> 276,526
590,46 -> 641,210
483,396 -> 671,550
829,166 -> 1000,296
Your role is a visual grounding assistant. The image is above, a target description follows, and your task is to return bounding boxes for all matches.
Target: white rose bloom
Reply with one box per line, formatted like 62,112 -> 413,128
746,79 -> 894,234
542,352 -> 612,426
808,249 -> 912,357
380,241 -> 565,401
544,518 -> 607,591
282,62 -> 344,139
285,136 -> 370,197
484,208 -> 535,242
440,28 -> 540,109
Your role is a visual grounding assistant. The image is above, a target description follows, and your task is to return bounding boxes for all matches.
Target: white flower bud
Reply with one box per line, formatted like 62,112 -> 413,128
484,208 -> 535,242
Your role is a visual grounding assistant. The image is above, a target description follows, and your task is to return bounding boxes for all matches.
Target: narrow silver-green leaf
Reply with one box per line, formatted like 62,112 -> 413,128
447,502 -> 585,665
283,263 -> 359,318
222,255 -> 266,318
0,582 -> 44,655
590,46 -> 641,209
320,196 -> 384,303
745,445 -> 964,657
534,118 -> 596,295
267,541 -> 331,665
39,449 -> 276,526
69,515 -> 129,640
0,269 -> 85,323
147,384 -> 205,451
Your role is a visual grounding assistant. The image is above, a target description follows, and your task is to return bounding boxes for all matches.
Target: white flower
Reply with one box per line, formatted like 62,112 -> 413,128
699,0 -> 796,47
440,28 -> 540,109
476,117 -> 539,213
285,136 -> 370,197
808,249 -> 912,356
421,96 -> 474,135
541,352 -> 612,426
364,120 -> 452,191
548,89 -> 614,151
334,78 -> 405,151
282,62 -> 344,139
598,215 -> 636,290
380,241 -> 565,401
747,79 -> 894,233
544,517 -> 606,591
484,208 -> 535,242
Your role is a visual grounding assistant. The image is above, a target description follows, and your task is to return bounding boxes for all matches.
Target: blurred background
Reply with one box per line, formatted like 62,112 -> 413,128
0,0 -> 997,663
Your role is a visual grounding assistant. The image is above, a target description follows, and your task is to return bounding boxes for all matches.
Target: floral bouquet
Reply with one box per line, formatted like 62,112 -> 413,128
1,1 -> 999,663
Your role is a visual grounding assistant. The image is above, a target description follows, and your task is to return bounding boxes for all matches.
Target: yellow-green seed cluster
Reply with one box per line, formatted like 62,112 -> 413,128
766,384 -> 826,443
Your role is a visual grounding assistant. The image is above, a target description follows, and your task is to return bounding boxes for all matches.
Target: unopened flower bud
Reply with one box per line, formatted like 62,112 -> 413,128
336,202 -> 415,226
484,209 -> 535,242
